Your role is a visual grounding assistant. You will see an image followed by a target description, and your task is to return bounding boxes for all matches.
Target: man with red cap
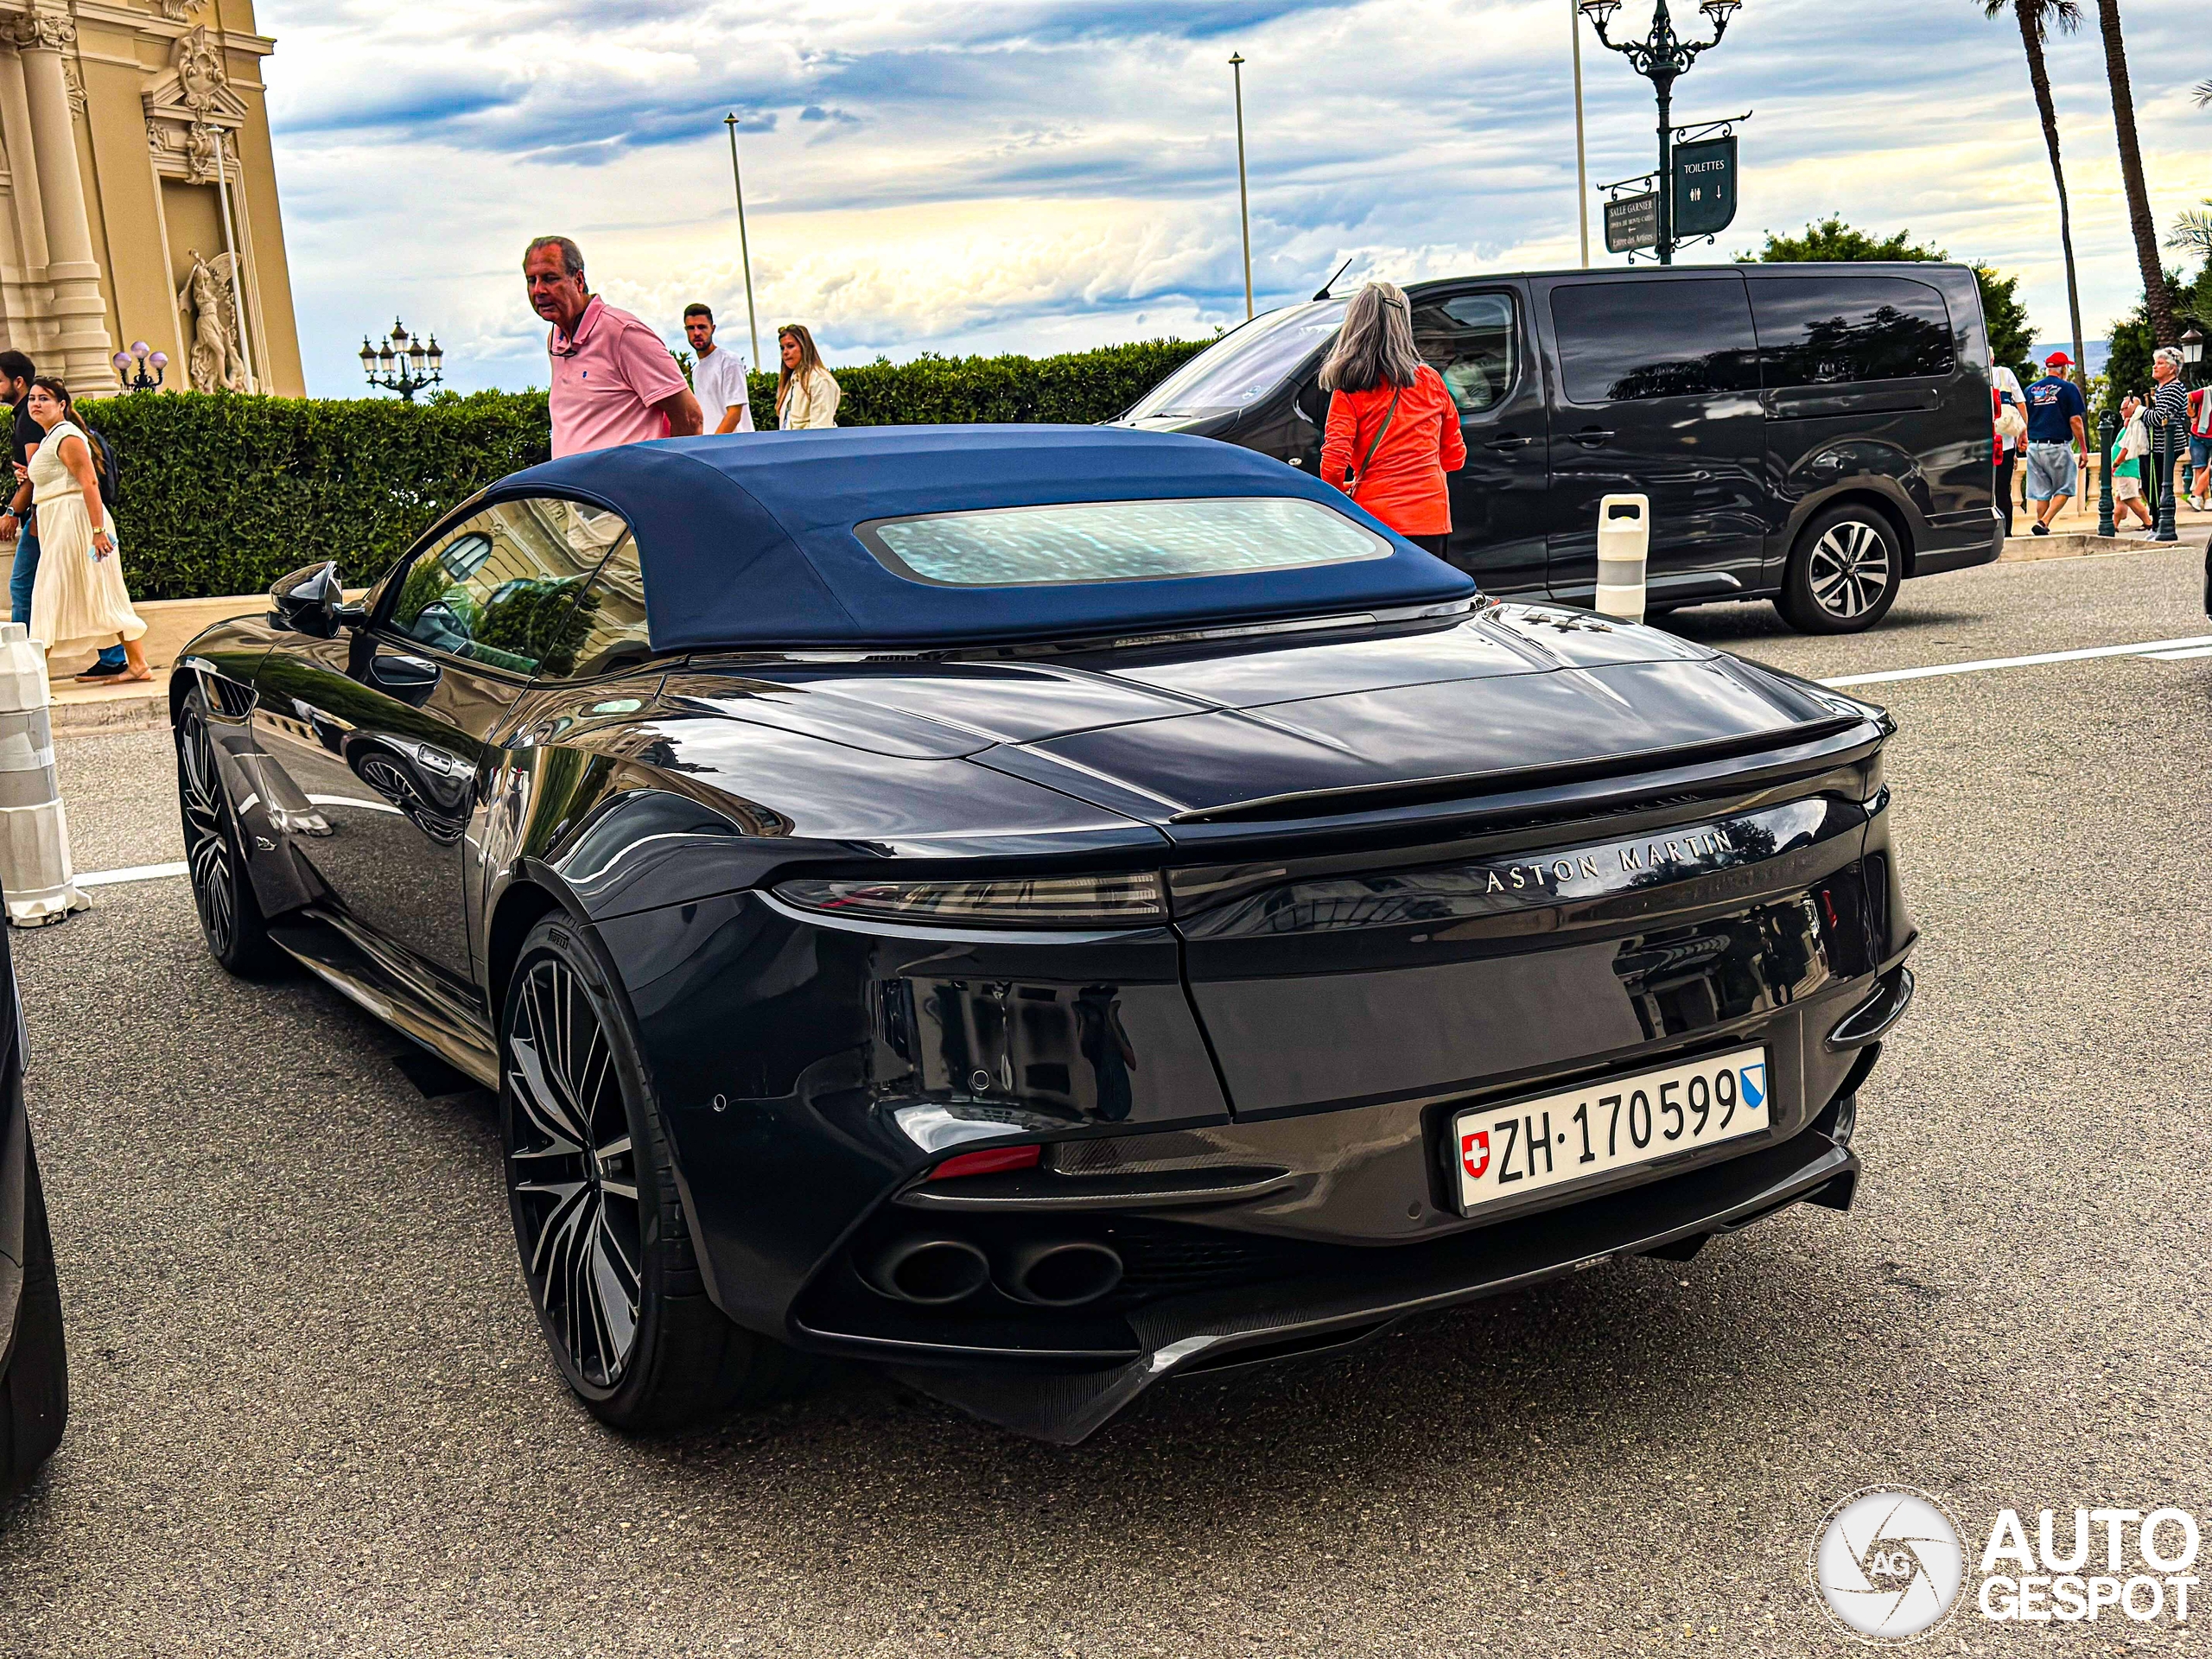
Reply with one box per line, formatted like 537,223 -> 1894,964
2023,350 -> 2087,536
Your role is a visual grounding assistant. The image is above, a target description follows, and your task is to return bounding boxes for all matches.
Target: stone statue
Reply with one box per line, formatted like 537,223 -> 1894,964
177,248 -> 246,392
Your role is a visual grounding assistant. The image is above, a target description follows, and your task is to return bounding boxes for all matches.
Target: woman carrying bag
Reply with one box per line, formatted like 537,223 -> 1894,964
24,378 -> 149,680
1317,281 -> 1465,554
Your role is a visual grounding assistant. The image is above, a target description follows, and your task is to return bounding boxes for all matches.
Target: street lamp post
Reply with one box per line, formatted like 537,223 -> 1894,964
1580,0 -> 1741,265
723,112 -> 762,377
1230,53 -> 1254,321
110,340 -> 167,393
359,318 -> 444,402
1571,0 -> 1591,267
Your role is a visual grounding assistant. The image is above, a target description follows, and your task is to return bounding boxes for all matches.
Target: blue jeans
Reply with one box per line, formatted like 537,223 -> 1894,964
10,518 -> 126,665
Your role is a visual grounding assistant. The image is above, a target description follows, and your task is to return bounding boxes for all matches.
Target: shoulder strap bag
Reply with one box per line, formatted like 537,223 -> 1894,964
1344,384 -> 1405,499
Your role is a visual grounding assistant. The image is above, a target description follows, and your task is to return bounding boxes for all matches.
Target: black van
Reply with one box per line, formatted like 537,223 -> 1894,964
1116,264 -> 2000,632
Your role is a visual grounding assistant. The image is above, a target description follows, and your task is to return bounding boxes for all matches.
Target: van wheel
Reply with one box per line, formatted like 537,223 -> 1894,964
1777,507 -> 1902,633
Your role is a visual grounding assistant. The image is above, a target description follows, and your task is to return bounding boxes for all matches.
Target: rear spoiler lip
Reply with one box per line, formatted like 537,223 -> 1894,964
1166,714 -> 1874,827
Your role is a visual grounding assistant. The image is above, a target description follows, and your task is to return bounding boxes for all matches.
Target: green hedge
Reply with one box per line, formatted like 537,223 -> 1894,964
92,336 -> 1211,601
98,389 -> 552,601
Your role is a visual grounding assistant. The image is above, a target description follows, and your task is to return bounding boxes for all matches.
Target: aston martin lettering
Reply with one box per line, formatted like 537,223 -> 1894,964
1479,825 -> 1738,894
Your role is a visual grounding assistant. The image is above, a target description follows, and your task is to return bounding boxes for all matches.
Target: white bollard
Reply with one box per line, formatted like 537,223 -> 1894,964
1594,493 -> 1649,623
0,622 -> 86,926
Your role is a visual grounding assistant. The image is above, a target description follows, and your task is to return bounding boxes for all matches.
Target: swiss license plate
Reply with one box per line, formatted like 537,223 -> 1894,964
1452,1046 -> 1771,1213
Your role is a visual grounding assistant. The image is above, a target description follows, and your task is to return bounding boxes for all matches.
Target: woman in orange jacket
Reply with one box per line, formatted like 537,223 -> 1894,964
1317,281 -> 1465,554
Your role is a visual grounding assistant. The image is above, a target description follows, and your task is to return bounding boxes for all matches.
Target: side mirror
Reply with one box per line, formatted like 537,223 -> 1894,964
269,562 -> 353,639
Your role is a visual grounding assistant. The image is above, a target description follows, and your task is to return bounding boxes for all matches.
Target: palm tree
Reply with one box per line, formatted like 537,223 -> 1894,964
2094,0 -> 2177,344
2169,201 -> 2212,261
1981,0 -> 2088,383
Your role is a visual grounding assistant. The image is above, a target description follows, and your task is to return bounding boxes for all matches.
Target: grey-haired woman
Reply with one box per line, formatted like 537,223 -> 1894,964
1315,282 -> 1465,553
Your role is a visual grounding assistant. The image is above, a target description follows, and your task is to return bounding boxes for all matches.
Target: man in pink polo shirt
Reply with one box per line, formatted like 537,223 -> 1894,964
524,235 -> 702,457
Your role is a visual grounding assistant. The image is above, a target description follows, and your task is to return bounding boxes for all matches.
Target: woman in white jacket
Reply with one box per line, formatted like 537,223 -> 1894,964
774,325 -> 841,429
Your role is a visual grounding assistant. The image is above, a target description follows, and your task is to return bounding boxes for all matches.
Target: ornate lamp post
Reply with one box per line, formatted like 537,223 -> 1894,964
2183,324 -> 2204,386
1579,0 -> 1742,265
111,340 -> 168,393
359,318 -> 443,402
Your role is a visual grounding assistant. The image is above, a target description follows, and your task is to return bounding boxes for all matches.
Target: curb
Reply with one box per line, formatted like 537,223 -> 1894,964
1999,531 -> 2196,562
51,690 -> 166,737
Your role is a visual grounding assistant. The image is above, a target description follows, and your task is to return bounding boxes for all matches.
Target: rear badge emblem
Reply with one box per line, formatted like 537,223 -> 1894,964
1460,1129 -> 1491,1181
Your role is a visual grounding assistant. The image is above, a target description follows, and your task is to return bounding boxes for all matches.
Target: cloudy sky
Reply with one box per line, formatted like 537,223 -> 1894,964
258,0 -> 2204,395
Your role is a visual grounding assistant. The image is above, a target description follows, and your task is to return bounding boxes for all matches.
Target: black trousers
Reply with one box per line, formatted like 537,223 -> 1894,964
1994,451 -> 2016,537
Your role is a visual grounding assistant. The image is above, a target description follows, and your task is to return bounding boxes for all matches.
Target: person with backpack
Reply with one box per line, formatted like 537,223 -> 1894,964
1316,282 -> 1465,554
0,350 -> 126,679
22,377 -> 148,680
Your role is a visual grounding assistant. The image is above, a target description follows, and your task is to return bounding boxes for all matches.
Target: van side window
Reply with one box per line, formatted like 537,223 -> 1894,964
1750,277 -> 1955,386
1549,279 -> 1758,404
1412,292 -> 1517,413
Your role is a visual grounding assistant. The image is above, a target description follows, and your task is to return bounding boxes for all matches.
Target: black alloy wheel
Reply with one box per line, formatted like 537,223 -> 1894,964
1777,505 -> 1903,634
499,914 -> 810,1431
175,695 -> 278,976
1,1135 -> 68,1498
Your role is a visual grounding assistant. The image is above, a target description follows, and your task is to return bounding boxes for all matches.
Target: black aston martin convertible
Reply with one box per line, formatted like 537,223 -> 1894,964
172,426 -> 1915,1443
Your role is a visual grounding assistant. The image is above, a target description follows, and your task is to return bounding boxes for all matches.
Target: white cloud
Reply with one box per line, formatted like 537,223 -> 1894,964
257,0 -> 2209,394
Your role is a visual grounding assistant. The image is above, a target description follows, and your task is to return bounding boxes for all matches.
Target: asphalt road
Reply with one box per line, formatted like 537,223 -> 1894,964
2,546 -> 2209,1657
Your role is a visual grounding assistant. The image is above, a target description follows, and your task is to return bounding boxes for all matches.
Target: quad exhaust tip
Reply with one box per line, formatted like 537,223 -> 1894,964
1000,1240 -> 1124,1307
865,1237 -> 991,1305
864,1236 -> 1125,1308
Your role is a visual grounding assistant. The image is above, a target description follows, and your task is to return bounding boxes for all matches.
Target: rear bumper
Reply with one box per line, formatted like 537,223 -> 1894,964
1910,513 -> 2004,578
863,1116 -> 1858,1444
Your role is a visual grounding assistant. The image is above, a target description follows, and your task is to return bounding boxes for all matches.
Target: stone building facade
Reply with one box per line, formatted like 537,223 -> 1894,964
0,0 -> 301,398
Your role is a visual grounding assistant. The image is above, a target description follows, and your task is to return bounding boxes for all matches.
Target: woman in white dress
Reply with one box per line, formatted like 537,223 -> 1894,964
25,378 -> 149,680
773,325 -> 841,429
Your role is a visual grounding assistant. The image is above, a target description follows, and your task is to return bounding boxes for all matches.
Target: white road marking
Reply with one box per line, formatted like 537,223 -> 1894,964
77,861 -> 188,887
1821,635 -> 2212,688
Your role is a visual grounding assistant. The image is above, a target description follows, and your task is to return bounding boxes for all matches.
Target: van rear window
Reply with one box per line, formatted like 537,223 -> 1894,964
1749,276 -> 1955,385
860,498 -> 1389,588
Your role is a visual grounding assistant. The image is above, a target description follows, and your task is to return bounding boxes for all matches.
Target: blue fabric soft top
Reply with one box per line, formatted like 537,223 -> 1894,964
498,425 -> 1474,652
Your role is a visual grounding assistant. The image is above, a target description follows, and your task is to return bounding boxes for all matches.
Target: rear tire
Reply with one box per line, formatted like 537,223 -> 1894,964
1777,505 -> 1903,634
1,1136 -> 67,1498
175,693 -> 282,976
499,912 -> 810,1433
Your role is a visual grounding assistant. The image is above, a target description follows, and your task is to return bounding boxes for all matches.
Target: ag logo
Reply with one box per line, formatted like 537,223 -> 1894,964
1811,1486 -> 1967,1643
1459,1130 -> 1490,1180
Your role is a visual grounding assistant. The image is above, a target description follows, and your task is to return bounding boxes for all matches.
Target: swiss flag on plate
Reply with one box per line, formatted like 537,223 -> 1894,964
1461,1129 -> 1491,1181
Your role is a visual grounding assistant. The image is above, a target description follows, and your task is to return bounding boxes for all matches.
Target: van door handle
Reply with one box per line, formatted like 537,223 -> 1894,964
1483,433 -> 1531,452
1570,427 -> 1615,448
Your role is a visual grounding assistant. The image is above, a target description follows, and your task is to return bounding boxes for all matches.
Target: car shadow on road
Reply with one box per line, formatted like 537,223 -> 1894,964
620,1214 -> 1942,1566
1662,601 -> 1984,649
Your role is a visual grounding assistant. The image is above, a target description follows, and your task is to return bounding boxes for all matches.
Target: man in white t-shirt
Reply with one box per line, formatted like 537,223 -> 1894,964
683,304 -> 755,434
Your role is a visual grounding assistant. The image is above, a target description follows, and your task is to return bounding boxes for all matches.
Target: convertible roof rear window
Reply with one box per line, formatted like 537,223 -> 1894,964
858,497 -> 1389,588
